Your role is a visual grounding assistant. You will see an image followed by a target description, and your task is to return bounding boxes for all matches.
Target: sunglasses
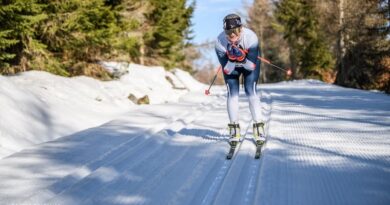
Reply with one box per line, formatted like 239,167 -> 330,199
224,27 -> 241,36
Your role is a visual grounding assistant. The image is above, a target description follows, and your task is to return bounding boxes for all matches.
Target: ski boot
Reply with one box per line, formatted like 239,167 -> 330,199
228,123 -> 240,146
253,122 -> 266,145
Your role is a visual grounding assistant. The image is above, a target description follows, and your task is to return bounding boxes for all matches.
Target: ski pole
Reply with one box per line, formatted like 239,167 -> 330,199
257,56 -> 292,76
205,66 -> 222,95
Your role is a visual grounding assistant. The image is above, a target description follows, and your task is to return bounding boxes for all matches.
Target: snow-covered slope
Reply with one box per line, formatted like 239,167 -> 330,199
0,66 -> 205,158
0,78 -> 389,205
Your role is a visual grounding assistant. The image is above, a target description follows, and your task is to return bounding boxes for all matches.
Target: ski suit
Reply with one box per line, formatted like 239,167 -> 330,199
215,27 -> 261,123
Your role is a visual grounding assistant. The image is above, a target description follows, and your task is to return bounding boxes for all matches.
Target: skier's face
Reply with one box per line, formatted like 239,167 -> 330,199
225,27 -> 241,43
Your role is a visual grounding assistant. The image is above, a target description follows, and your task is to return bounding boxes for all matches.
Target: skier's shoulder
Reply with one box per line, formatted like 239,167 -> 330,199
216,31 -> 228,44
242,27 -> 257,36
215,31 -> 228,51
241,27 -> 258,45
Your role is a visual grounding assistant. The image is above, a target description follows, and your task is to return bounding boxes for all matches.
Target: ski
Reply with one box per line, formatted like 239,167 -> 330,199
254,143 -> 263,159
226,142 -> 238,160
253,122 -> 266,159
226,123 -> 241,160
254,141 -> 265,159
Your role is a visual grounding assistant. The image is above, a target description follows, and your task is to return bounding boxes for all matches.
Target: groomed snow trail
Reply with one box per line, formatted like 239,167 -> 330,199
0,80 -> 389,205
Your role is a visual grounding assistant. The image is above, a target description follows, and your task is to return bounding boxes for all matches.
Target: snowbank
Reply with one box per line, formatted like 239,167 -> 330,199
172,68 -> 205,91
120,64 -> 186,104
0,64 -> 205,158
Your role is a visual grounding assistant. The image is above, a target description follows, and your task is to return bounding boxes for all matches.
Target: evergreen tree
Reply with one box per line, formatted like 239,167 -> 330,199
112,0 -> 146,63
274,0 -> 334,79
247,0 -> 290,83
0,0 -> 48,74
0,30 -> 18,70
335,0 -> 390,93
37,0 -> 126,77
143,0 -> 194,70
0,0 -> 195,77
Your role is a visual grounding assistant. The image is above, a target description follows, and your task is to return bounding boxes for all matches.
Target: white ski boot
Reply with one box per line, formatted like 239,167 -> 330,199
253,122 -> 266,145
228,123 -> 240,146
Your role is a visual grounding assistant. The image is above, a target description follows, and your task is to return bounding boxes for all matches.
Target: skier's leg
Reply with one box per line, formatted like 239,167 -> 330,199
223,70 -> 241,143
243,61 -> 261,122
223,71 -> 240,124
243,62 -> 265,143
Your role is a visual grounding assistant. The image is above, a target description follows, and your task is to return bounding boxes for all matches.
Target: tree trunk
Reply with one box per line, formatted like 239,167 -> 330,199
336,0 -> 346,79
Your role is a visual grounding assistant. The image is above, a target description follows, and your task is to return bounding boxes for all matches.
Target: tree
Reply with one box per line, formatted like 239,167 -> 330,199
335,0 -> 390,93
0,0 -> 48,74
37,0 -> 136,78
143,0 -> 195,70
0,30 -> 18,70
106,0 -> 144,63
274,0 -> 334,80
247,0 -> 290,83
0,0 -> 196,77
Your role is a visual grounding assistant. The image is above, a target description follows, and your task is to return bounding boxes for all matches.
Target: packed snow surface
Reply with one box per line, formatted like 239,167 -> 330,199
0,68 -> 389,205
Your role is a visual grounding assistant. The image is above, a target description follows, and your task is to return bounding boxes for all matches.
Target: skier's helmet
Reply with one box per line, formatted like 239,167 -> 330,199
223,14 -> 242,36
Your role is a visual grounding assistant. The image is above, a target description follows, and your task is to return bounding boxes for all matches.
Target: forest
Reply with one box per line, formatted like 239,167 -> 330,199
247,0 -> 389,93
0,0 -> 389,93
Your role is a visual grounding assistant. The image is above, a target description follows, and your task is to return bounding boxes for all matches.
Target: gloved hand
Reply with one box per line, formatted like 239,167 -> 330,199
226,43 -> 247,63
223,64 -> 236,75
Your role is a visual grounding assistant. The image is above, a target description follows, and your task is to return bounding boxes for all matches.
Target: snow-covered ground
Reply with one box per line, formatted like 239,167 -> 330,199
0,64 -> 204,158
0,68 -> 389,205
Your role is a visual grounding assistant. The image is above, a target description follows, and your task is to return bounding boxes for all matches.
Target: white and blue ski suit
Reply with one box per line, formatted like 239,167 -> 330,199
215,27 -> 262,123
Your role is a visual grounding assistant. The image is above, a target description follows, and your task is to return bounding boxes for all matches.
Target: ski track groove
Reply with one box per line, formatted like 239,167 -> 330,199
200,160 -> 230,205
50,119 -> 207,203
91,142 -> 193,205
87,101 -> 228,205
200,119 -> 253,205
22,96 -> 221,205
241,89 -> 272,205
3,84 -> 389,205
162,122 -> 229,205
94,124 -> 227,205
166,142 -> 224,205
4,128 -> 142,204
46,93 -> 227,205
202,88 -> 273,205
202,89 -> 273,205
206,116 -> 258,205
55,131 -> 173,204
21,118 -> 184,203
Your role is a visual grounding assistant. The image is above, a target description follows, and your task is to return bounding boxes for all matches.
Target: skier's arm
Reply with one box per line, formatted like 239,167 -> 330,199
215,39 -> 236,75
241,39 -> 259,71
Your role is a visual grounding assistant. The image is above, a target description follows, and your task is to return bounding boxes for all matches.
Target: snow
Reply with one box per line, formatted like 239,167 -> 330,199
0,67 -> 389,205
0,65 -> 206,158
171,68 -> 205,91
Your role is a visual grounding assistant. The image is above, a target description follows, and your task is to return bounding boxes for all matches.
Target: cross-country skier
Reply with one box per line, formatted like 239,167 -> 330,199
215,13 -> 265,146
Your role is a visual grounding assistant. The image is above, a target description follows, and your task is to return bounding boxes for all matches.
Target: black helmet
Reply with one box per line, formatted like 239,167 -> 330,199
223,14 -> 242,30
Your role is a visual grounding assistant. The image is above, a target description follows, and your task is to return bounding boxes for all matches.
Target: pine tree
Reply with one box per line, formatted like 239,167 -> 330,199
247,0 -> 290,83
274,0 -> 334,79
0,0 -> 195,76
0,0 -> 48,74
113,0 -> 147,63
37,0 -> 126,77
335,0 -> 390,93
143,0 -> 194,70
0,30 -> 18,70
